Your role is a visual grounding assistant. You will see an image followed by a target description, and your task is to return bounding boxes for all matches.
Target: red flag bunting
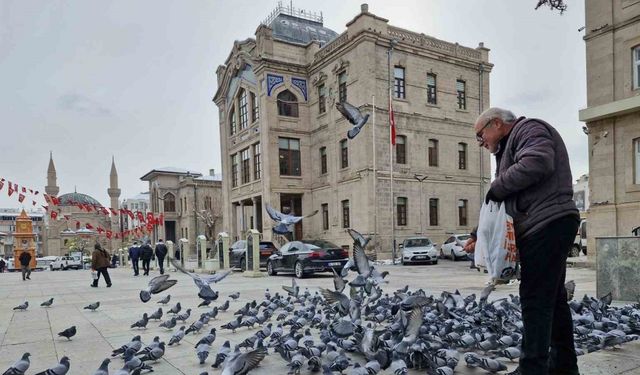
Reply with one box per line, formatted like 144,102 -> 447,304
50,211 -> 58,220
18,193 -> 25,203
389,96 -> 397,146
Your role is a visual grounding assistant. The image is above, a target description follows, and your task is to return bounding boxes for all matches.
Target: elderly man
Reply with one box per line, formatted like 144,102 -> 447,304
475,108 -> 580,375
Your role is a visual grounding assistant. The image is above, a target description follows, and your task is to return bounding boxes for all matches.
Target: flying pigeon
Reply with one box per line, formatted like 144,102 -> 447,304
40,298 -> 54,308
84,301 -> 100,311
336,101 -> 370,139
13,301 -> 28,311
34,356 -> 70,375
220,347 -> 267,375
139,274 -> 177,303
170,258 -> 230,301
57,326 -> 77,341
2,352 -> 30,375
265,204 -> 318,235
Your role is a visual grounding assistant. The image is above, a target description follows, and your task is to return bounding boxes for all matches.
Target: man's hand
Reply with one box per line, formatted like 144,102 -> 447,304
463,238 -> 476,253
485,188 -> 500,204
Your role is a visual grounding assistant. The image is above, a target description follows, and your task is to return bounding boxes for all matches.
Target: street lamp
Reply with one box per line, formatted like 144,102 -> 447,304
413,174 -> 428,235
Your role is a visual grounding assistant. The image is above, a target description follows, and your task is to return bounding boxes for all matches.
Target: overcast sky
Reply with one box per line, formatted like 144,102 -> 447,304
0,0 -> 587,210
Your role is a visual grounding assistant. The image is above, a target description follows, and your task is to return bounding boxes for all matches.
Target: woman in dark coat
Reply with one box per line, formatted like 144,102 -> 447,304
91,243 -> 112,287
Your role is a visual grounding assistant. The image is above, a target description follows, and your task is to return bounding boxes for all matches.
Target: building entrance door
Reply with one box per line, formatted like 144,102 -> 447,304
165,221 -> 176,243
280,194 -> 302,240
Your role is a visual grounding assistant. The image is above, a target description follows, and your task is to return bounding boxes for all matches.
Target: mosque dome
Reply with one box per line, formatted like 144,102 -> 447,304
57,192 -> 102,207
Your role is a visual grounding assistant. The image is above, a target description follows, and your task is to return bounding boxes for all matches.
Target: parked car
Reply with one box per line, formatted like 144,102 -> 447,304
50,256 -> 83,271
400,237 -> 438,265
571,219 -> 587,257
229,240 -> 279,271
440,234 -> 472,261
37,256 -> 58,269
266,240 -> 349,278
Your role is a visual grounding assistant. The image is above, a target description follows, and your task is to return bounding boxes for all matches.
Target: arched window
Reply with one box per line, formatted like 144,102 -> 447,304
277,90 -> 299,117
239,89 -> 248,130
164,193 -> 176,212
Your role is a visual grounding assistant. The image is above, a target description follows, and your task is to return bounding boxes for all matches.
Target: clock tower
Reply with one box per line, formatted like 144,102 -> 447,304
14,210 -> 36,268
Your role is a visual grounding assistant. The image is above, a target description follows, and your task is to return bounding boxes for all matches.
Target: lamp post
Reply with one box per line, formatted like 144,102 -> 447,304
413,174 -> 428,235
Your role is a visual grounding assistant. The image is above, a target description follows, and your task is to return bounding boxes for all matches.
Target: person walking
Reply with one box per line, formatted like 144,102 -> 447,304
154,239 -> 168,275
111,253 -> 118,268
475,107 -> 580,375
128,241 -> 141,276
19,251 -> 32,281
140,241 -> 154,276
0,257 -> 6,273
91,243 -> 112,287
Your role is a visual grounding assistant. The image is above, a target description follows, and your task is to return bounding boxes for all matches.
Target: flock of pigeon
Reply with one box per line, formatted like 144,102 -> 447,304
4,228 -> 640,375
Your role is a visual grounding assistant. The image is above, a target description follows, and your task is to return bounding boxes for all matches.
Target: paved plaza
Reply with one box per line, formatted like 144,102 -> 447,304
0,259 -> 639,374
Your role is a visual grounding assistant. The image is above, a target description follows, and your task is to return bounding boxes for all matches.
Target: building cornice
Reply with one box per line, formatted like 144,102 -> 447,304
579,94 -> 640,122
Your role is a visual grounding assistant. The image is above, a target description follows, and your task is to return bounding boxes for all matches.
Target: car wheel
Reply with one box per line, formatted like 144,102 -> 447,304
569,245 -> 581,257
49,265 -> 54,271
401,258 -> 406,266
240,258 -> 246,272
433,260 -> 438,265
294,262 -> 305,279
267,261 -> 277,276
451,250 -> 457,261
439,249 -> 444,259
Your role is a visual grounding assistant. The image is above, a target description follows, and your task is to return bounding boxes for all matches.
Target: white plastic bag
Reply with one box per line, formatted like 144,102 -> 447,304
475,201 -> 519,282
91,270 -> 99,280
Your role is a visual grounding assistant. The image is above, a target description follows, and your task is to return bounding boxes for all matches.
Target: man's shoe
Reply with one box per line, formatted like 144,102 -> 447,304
106,284 -> 112,288
90,284 -> 98,288
26,276 -> 30,280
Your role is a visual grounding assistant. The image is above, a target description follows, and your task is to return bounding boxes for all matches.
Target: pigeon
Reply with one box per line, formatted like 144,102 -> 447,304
332,268 -> 346,293
265,204 -> 318,235
336,101 -> 370,139
168,302 -> 181,315
124,354 -> 153,374
140,274 -> 177,303
176,308 -> 192,322
159,317 -> 177,330
130,313 -> 149,329
212,340 -> 231,368
347,228 -> 371,249
149,308 -> 163,321
136,336 -> 161,356
92,359 -> 110,375
198,300 -> 212,307
282,278 -> 300,297
229,292 -> 241,300
111,336 -> 142,357
169,326 -> 186,346
57,326 -> 77,341
197,343 -> 211,364
13,301 -> 28,311
478,357 -> 507,373
565,280 -> 576,301
195,328 -> 217,348
185,319 -> 204,335
84,301 -> 100,311
157,294 -> 171,304
219,300 -> 231,311
40,298 -> 54,308
2,352 -> 30,375
170,258 -> 230,301
220,347 -> 267,375
34,356 -> 70,375
139,342 -> 165,362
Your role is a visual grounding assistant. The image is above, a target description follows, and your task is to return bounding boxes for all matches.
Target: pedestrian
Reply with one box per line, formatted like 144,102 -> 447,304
91,243 -> 112,287
129,241 -> 141,276
0,257 -> 5,273
18,251 -> 32,281
140,241 -> 154,276
475,107 -> 580,375
464,227 -> 477,269
111,253 -> 118,268
155,239 -> 168,275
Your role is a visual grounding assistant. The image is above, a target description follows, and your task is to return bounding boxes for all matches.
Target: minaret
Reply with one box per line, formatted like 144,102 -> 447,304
108,157 -> 121,249
45,152 -> 60,197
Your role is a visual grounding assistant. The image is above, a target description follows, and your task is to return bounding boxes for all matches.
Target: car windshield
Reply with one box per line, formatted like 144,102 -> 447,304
457,235 -> 471,241
405,238 -> 432,247
303,240 -> 340,250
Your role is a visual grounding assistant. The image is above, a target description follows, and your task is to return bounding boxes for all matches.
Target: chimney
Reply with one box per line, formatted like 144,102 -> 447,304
361,3 -> 369,13
209,169 -> 215,176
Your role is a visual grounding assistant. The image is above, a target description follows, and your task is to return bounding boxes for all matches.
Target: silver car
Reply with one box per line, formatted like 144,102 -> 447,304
440,234 -> 472,261
401,237 -> 438,265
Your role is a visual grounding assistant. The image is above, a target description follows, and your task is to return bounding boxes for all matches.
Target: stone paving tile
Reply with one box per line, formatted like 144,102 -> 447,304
0,261 -> 635,374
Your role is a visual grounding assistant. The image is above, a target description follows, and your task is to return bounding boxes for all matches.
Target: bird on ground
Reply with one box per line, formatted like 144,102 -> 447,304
198,300 -> 212,308
168,326 -> 186,346
219,300 -> 231,311
148,308 -> 163,321
139,342 -> 165,362
84,301 -> 100,311
195,328 -> 217,348
157,294 -> 171,305
139,274 -> 177,303
2,352 -> 30,375
13,302 -> 28,311
176,308 -> 192,322
111,336 -> 142,357
136,336 -> 161,356
40,298 -> 54,308
159,317 -> 177,330
265,204 -> 318,235
197,343 -> 211,364
170,258 -> 230,301
130,313 -> 149,329
91,359 -> 110,375
34,356 -> 70,375
229,292 -> 240,300
336,101 -> 370,140
212,340 -> 231,368
57,326 -> 77,341
168,302 -> 181,315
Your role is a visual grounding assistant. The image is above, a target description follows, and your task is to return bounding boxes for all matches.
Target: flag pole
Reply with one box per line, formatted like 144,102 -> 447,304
372,95 -> 377,253
388,41 -> 397,264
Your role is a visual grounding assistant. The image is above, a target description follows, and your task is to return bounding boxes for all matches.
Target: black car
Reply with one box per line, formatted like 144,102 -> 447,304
266,240 -> 349,278
229,240 -> 278,271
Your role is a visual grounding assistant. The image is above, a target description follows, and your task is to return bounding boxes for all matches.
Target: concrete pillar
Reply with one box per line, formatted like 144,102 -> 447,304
217,232 -> 230,270
166,240 -> 175,271
197,235 -> 207,268
240,201 -> 246,234
252,197 -> 259,229
244,229 -> 265,278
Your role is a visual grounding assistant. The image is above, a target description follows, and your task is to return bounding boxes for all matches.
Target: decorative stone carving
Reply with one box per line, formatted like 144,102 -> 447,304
291,77 -> 308,101
266,74 -> 284,96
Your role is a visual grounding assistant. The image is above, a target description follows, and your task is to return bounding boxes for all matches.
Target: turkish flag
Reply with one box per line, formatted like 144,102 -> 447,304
32,201 -> 36,206
8,182 -> 14,197
110,208 -> 119,216
126,210 -> 134,220
158,213 -> 164,226
86,223 -> 94,229
51,211 -> 58,220
0,180 -> 4,191
146,212 -> 154,223
106,230 -> 112,239
51,196 -> 60,205
136,211 -> 145,222
97,227 -> 105,234
18,193 -> 25,203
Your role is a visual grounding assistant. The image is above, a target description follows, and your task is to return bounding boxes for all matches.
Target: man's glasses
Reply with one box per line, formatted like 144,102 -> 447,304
476,119 -> 493,143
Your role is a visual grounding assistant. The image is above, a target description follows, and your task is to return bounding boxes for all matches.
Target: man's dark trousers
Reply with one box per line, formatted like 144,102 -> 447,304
142,258 -> 151,275
132,258 -> 139,276
156,256 -> 165,274
517,215 -> 580,375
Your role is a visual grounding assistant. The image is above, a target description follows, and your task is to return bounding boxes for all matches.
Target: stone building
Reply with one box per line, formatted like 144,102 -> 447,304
573,174 -> 590,216
121,192 -> 150,231
141,168 -> 223,259
213,3 -> 491,257
579,0 -> 640,256
44,154 -> 122,256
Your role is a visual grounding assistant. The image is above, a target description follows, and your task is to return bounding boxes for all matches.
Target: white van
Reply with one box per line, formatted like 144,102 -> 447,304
571,219 -> 587,257
50,256 -> 83,270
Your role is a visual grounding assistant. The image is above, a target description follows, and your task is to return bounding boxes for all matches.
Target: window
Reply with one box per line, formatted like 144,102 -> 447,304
427,73 -> 437,104
458,143 -> 467,170
251,92 -> 259,121
394,66 -> 405,99
204,196 -> 212,210
458,199 -> 468,226
318,84 -> 326,114
397,197 -> 407,226
231,153 -> 239,187
396,135 -> 406,164
340,139 -> 349,168
239,89 -> 248,130
253,143 -> 261,180
338,71 -> 347,103
240,148 -> 250,184
277,90 -> 299,117
229,107 -> 236,135
320,146 -> 327,174
428,139 -> 439,167
429,198 -> 439,226
164,193 -> 175,212
321,203 -> 329,230
456,80 -> 466,110
278,137 -> 301,176
635,138 -> 640,184
342,200 -> 350,228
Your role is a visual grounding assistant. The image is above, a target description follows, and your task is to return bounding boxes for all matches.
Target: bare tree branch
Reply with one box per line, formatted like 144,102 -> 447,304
535,0 -> 568,14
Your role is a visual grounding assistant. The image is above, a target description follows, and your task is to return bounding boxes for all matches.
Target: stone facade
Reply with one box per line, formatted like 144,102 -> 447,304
213,4 -> 492,258
0,209 -> 45,256
579,0 -> 640,257
141,168 -> 223,260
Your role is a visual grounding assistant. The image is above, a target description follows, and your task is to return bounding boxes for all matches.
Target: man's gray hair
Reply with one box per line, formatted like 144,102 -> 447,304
478,107 -> 516,124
